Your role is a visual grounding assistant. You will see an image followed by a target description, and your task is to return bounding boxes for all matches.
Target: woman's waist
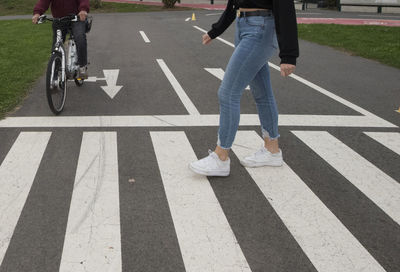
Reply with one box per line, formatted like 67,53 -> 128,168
239,8 -> 270,12
237,8 -> 273,18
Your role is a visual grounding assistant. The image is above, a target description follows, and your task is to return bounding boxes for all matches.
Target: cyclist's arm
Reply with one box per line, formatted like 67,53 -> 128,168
33,0 -> 51,16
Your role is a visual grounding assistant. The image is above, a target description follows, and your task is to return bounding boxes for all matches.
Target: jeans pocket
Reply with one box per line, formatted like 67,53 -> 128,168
245,16 -> 265,27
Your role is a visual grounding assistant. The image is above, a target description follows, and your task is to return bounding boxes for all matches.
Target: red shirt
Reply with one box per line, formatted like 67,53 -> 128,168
33,0 -> 90,18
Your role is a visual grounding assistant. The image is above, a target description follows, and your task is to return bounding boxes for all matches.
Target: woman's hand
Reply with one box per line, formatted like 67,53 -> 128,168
280,64 -> 295,77
202,34 -> 212,45
78,10 -> 88,21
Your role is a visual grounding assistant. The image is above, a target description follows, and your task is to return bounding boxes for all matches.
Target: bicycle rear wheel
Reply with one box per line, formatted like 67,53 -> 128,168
46,52 -> 66,115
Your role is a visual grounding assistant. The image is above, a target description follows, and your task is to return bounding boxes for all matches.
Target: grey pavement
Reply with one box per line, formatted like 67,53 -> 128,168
0,10 -> 399,272
0,15 -> 32,20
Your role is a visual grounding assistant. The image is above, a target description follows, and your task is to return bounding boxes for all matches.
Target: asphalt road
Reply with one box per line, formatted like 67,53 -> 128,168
0,10 -> 399,272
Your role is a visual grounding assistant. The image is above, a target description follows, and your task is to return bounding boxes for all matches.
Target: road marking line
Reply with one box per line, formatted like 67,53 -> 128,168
185,17 -> 191,21
0,114 -> 396,128
194,26 -> 235,47
150,131 -> 251,271
292,130 -> 400,225
139,30 -> 150,43
193,25 -> 396,128
157,59 -> 200,115
232,131 -> 385,272
204,68 -> 249,89
59,132 -> 121,272
364,132 -> 400,156
0,132 -> 51,266
205,13 -> 223,16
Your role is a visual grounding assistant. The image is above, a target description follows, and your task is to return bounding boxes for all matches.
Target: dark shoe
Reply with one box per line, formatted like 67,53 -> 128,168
78,66 -> 88,79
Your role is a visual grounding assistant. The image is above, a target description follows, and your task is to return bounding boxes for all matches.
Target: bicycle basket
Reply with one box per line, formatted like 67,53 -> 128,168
85,16 -> 93,33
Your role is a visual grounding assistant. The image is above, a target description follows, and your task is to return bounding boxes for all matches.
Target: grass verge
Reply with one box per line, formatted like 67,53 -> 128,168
298,24 -> 400,69
0,20 -> 51,119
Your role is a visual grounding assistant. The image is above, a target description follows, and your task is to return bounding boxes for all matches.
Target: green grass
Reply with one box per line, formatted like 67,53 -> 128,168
0,0 -> 192,16
0,0 -> 37,15
298,24 -> 400,69
0,20 -> 51,118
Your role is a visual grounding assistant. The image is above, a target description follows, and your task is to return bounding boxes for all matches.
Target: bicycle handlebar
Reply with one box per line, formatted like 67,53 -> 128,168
38,15 -> 78,24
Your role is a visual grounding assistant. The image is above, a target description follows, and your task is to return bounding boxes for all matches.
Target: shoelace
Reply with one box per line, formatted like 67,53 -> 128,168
255,146 -> 267,157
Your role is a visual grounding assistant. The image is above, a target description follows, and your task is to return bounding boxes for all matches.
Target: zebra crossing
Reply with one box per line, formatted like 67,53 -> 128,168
0,129 -> 399,271
1,13 -> 399,271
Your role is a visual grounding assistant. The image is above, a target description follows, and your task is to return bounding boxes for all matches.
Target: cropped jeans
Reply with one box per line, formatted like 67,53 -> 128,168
217,14 -> 280,149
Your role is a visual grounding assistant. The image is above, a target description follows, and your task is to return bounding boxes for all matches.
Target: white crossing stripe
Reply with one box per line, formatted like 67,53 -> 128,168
364,132 -> 400,156
59,132 -> 121,272
0,114 -> 396,128
156,59 -> 200,115
139,31 -> 150,43
204,68 -> 250,90
293,131 -> 400,225
150,131 -> 251,272
231,131 -> 385,272
0,132 -> 51,266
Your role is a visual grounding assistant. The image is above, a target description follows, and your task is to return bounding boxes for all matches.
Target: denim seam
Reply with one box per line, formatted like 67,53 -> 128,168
259,65 -> 279,140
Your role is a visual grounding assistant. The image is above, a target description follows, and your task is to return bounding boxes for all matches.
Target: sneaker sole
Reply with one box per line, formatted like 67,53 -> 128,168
239,160 -> 283,168
189,164 -> 230,177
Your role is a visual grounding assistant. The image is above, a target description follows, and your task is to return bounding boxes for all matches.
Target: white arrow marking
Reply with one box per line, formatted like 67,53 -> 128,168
205,68 -> 250,90
101,69 -> 123,99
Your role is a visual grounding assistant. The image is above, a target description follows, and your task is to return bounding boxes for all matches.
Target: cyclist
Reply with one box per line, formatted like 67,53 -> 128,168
32,0 -> 90,79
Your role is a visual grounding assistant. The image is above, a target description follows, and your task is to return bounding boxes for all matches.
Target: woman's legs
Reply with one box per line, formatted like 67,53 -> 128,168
190,16 -> 278,176
217,21 -> 275,152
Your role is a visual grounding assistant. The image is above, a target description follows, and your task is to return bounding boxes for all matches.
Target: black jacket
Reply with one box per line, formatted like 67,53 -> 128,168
208,0 -> 299,65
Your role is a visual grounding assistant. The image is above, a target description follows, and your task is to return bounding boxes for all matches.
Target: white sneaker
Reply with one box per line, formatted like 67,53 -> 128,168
189,150 -> 230,176
240,146 -> 283,168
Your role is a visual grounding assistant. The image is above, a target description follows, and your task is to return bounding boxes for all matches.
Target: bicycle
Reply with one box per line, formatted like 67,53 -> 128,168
38,14 -> 86,115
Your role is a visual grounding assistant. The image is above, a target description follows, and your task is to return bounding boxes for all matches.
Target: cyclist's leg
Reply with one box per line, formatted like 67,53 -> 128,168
71,21 -> 87,67
51,22 -> 68,52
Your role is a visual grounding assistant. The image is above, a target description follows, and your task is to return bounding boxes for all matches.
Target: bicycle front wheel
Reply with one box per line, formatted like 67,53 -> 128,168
46,52 -> 67,115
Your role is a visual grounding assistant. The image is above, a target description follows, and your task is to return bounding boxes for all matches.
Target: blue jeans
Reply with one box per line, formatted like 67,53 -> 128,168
217,15 -> 280,149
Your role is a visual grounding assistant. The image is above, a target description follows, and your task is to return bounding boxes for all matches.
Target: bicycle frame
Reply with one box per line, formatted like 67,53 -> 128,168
40,15 -> 80,81
53,29 -> 66,83
38,14 -> 83,115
